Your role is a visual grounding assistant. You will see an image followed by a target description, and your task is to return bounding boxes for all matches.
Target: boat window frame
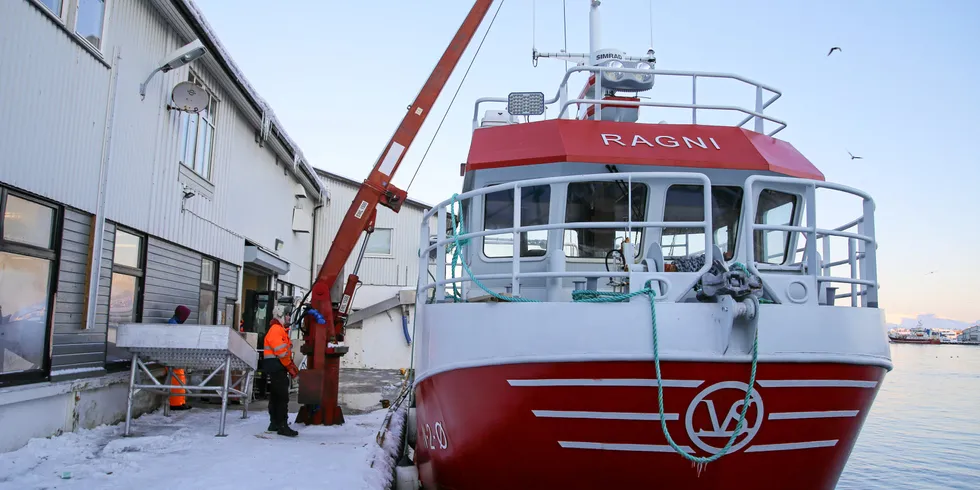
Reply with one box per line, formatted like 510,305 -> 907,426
660,183 -> 745,261
563,180 -> 650,263
479,183 -> 552,262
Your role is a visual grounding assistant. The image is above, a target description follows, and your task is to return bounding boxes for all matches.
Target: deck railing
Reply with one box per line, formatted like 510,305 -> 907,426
473,66 -> 786,136
417,173 -> 879,307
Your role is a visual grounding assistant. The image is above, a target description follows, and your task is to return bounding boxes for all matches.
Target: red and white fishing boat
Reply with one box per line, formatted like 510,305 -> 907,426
401,2 -> 891,489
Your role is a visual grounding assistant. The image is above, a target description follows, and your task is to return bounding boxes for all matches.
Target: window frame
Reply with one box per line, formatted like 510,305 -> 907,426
105,226 -> 145,368
73,0 -> 109,51
753,189 -> 800,266
0,188 -> 62,386
199,257 -> 218,325
480,184 -> 553,262
563,181 -> 649,263
661,184 -> 745,261
177,73 -> 218,182
364,228 -> 394,258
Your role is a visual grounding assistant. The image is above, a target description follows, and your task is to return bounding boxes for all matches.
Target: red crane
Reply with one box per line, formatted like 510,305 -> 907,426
295,0 -> 497,426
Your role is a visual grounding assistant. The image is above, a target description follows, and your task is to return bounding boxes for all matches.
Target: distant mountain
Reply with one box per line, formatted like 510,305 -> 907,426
886,313 -> 978,332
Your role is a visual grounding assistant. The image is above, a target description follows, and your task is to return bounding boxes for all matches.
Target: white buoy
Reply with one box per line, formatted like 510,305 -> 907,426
406,407 -> 417,447
395,465 -> 421,490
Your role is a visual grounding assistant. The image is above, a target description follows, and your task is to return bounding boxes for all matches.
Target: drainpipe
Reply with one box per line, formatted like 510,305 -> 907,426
310,200 -> 325,289
84,49 -> 122,332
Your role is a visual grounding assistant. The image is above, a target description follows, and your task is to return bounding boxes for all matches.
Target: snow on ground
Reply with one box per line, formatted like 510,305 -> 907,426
0,406 -> 398,490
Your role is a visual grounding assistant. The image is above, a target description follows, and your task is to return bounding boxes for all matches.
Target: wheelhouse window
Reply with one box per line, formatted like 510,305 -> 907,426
106,228 -> 144,365
754,190 -> 798,265
75,0 -> 107,49
199,257 -> 217,325
0,191 -> 58,380
662,185 -> 743,260
564,181 -> 647,259
483,185 -> 550,258
37,0 -> 64,17
178,74 -> 217,180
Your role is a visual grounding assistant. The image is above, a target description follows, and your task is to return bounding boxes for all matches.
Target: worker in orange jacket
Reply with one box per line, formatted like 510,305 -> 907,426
263,305 -> 300,437
167,305 -> 192,411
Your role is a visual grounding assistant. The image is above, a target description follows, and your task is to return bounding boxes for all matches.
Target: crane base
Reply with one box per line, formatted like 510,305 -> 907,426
295,404 -> 345,426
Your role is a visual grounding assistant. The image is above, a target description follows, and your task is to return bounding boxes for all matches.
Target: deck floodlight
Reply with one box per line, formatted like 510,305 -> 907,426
507,92 -> 546,116
600,60 -> 655,92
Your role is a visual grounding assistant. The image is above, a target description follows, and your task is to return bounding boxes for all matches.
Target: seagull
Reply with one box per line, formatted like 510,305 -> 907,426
828,47 -> 842,56
925,270 -> 938,276
847,151 -> 863,160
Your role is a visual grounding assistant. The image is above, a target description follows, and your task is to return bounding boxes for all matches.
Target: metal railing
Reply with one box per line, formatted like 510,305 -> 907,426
473,65 -> 785,136
418,173 -> 879,308
417,172 -> 714,304
744,175 -> 878,307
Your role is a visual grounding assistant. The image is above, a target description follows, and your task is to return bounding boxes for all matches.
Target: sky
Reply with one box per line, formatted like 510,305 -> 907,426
194,0 -> 980,325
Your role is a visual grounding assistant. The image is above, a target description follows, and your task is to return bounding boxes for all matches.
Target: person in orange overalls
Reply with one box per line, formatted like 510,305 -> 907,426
167,305 -> 192,411
263,305 -> 300,436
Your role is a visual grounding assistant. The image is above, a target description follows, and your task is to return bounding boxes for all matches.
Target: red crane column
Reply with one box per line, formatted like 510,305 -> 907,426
296,0 -> 497,426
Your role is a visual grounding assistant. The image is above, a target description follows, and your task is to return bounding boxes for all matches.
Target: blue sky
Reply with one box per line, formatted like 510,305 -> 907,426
195,0 -> 979,324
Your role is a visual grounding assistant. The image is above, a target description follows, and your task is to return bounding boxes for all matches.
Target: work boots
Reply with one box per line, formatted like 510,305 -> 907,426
277,425 -> 298,437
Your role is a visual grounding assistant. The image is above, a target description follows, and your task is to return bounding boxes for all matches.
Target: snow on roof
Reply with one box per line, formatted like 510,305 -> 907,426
178,0 -> 326,199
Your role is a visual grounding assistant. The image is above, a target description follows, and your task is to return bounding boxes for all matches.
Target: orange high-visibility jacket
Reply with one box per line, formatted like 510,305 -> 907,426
263,320 -> 295,369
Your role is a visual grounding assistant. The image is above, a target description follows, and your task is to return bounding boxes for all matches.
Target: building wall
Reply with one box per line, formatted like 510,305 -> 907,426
313,174 -> 428,290
0,0 -> 316,452
51,209 -> 106,378
0,0 -> 109,214
312,172 -> 432,369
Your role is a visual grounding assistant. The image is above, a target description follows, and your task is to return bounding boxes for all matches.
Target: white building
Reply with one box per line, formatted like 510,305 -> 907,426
958,325 -> 980,343
0,0 -> 326,452
313,169 -> 432,370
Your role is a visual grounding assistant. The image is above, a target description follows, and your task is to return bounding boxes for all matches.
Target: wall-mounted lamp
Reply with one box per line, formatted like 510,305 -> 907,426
275,238 -> 284,252
140,39 -> 208,100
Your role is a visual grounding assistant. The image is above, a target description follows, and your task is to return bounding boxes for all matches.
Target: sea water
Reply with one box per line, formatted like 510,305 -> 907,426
837,343 -> 980,489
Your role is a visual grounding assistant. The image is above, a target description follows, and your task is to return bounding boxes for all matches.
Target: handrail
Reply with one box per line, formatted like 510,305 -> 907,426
743,175 -> 878,308
560,99 -> 788,137
420,171 -> 714,303
473,65 -> 784,134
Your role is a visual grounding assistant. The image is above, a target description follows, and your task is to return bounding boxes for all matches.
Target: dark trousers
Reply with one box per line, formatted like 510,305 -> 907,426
267,369 -> 290,428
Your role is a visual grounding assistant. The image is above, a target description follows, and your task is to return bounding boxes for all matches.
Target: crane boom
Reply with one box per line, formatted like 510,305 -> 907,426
296,0 -> 497,426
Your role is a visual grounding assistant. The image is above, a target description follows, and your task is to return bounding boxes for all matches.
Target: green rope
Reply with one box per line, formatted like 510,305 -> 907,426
445,197 -> 761,464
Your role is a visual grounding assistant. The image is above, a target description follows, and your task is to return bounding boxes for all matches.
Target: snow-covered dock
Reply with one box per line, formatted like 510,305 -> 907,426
0,405 -> 402,490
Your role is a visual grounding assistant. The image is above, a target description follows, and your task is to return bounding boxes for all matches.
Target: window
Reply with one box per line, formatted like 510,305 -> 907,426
564,181 -> 647,259
365,229 -> 393,256
37,0 -> 64,16
75,0 -> 106,49
483,185 -> 550,258
754,190 -> 798,265
0,190 -> 58,380
662,185 -> 744,260
178,75 -> 217,180
199,258 -> 217,325
106,229 -> 144,365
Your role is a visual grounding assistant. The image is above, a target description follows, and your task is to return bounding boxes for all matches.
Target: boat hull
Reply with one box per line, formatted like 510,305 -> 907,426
888,337 -> 940,344
414,360 -> 885,490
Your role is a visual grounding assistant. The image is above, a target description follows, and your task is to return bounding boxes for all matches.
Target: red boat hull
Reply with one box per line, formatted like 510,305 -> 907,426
414,361 -> 885,490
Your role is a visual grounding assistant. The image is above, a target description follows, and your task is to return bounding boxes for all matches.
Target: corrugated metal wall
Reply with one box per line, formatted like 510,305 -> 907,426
142,237 -> 202,324
217,262 -> 239,326
1,0 -> 316,280
313,174 -> 429,288
0,0 -> 109,213
51,209 -> 106,374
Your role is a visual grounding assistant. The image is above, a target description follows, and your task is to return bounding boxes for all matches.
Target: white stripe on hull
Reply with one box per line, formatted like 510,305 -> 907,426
508,379 -> 704,388
744,440 -> 839,452
558,441 -> 694,453
757,379 -> 877,388
533,410 -> 680,421
768,410 -> 859,420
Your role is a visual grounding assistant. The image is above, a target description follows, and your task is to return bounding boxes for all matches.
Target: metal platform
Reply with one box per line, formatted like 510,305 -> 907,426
117,324 -> 259,437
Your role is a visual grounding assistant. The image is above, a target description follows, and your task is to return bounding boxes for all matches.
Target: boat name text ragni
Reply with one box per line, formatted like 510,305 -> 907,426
600,133 -> 722,150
